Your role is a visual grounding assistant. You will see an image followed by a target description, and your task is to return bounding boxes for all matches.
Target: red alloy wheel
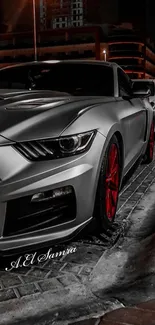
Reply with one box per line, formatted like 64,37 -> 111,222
149,122 -> 154,160
105,143 -> 119,220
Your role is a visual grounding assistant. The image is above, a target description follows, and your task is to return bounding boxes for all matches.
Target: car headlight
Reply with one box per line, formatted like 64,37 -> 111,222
14,130 -> 96,161
59,135 -> 81,153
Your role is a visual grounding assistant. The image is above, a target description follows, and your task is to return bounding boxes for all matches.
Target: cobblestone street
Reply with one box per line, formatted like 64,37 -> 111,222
1,153 -> 155,324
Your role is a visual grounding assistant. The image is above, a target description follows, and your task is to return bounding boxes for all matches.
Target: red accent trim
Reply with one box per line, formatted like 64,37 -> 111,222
124,70 -> 145,74
108,41 -> 144,46
108,56 -> 144,60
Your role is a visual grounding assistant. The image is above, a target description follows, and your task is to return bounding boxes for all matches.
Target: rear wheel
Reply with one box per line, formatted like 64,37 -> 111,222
143,121 -> 154,164
93,135 -> 121,231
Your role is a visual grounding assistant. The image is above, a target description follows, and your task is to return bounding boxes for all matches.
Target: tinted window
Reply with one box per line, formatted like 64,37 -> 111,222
0,66 -> 31,89
117,68 -> 132,96
0,63 -> 114,96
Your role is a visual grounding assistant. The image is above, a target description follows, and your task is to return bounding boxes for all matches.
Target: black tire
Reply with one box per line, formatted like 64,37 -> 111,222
93,135 -> 122,231
143,121 -> 154,164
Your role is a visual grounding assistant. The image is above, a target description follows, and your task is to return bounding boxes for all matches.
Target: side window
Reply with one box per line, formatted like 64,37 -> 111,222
117,68 -> 132,97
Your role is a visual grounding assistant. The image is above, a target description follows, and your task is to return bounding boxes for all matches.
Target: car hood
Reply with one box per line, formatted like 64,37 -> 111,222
0,90 -> 115,142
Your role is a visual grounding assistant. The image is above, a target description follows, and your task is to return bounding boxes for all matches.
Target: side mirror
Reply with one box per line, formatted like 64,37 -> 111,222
132,88 -> 151,98
132,79 -> 155,97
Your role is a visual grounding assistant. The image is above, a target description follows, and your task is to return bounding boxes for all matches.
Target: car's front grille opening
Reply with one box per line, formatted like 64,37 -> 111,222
3,186 -> 76,237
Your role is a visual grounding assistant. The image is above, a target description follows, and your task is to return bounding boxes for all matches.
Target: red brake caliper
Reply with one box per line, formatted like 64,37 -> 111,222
105,144 -> 119,220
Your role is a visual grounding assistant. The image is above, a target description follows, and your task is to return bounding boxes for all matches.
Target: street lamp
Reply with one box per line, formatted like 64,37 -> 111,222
32,0 -> 37,61
103,49 -> 107,62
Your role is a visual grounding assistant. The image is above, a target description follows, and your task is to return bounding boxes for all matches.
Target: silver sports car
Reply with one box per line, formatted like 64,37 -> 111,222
0,60 -> 154,254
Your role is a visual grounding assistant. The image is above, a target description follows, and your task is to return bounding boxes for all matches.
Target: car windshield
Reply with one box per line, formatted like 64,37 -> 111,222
0,63 -> 114,96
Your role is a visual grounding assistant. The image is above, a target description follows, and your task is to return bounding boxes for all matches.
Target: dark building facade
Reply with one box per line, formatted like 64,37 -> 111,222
0,0 -> 155,78
108,24 -> 155,78
0,0 -> 155,37
0,0 -> 88,33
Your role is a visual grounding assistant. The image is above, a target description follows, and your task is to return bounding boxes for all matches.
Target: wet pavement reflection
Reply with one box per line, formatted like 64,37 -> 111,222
93,183 -> 155,306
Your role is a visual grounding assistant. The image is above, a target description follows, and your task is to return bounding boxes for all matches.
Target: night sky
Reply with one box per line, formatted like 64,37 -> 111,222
146,0 -> 155,39
119,0 -> 155,39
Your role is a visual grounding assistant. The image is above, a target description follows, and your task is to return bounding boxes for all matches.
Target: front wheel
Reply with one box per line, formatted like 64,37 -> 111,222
143,121 -> 154,164
93,135 -> 122,231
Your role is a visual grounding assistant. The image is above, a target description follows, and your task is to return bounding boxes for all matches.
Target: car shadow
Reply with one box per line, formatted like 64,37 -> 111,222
95,198 -> 155,305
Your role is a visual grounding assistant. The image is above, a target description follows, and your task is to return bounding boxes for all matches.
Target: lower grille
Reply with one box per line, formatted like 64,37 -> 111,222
3,186 -> 76,237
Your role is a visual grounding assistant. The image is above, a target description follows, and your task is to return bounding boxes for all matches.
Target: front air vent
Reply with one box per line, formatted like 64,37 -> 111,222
14,140 -> 54,161
4,186 -> 76,237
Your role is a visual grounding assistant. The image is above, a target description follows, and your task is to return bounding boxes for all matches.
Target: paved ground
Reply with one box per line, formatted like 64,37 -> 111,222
1,154 -> 155,324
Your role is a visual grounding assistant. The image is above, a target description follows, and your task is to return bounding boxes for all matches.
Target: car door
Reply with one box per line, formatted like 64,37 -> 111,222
116,68 -> 146,169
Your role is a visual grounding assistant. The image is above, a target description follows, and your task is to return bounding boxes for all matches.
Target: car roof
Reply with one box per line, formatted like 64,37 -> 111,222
0,60 -> 118,71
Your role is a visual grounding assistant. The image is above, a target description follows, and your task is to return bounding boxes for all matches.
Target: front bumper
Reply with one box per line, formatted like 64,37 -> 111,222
0,131 -> 105,253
